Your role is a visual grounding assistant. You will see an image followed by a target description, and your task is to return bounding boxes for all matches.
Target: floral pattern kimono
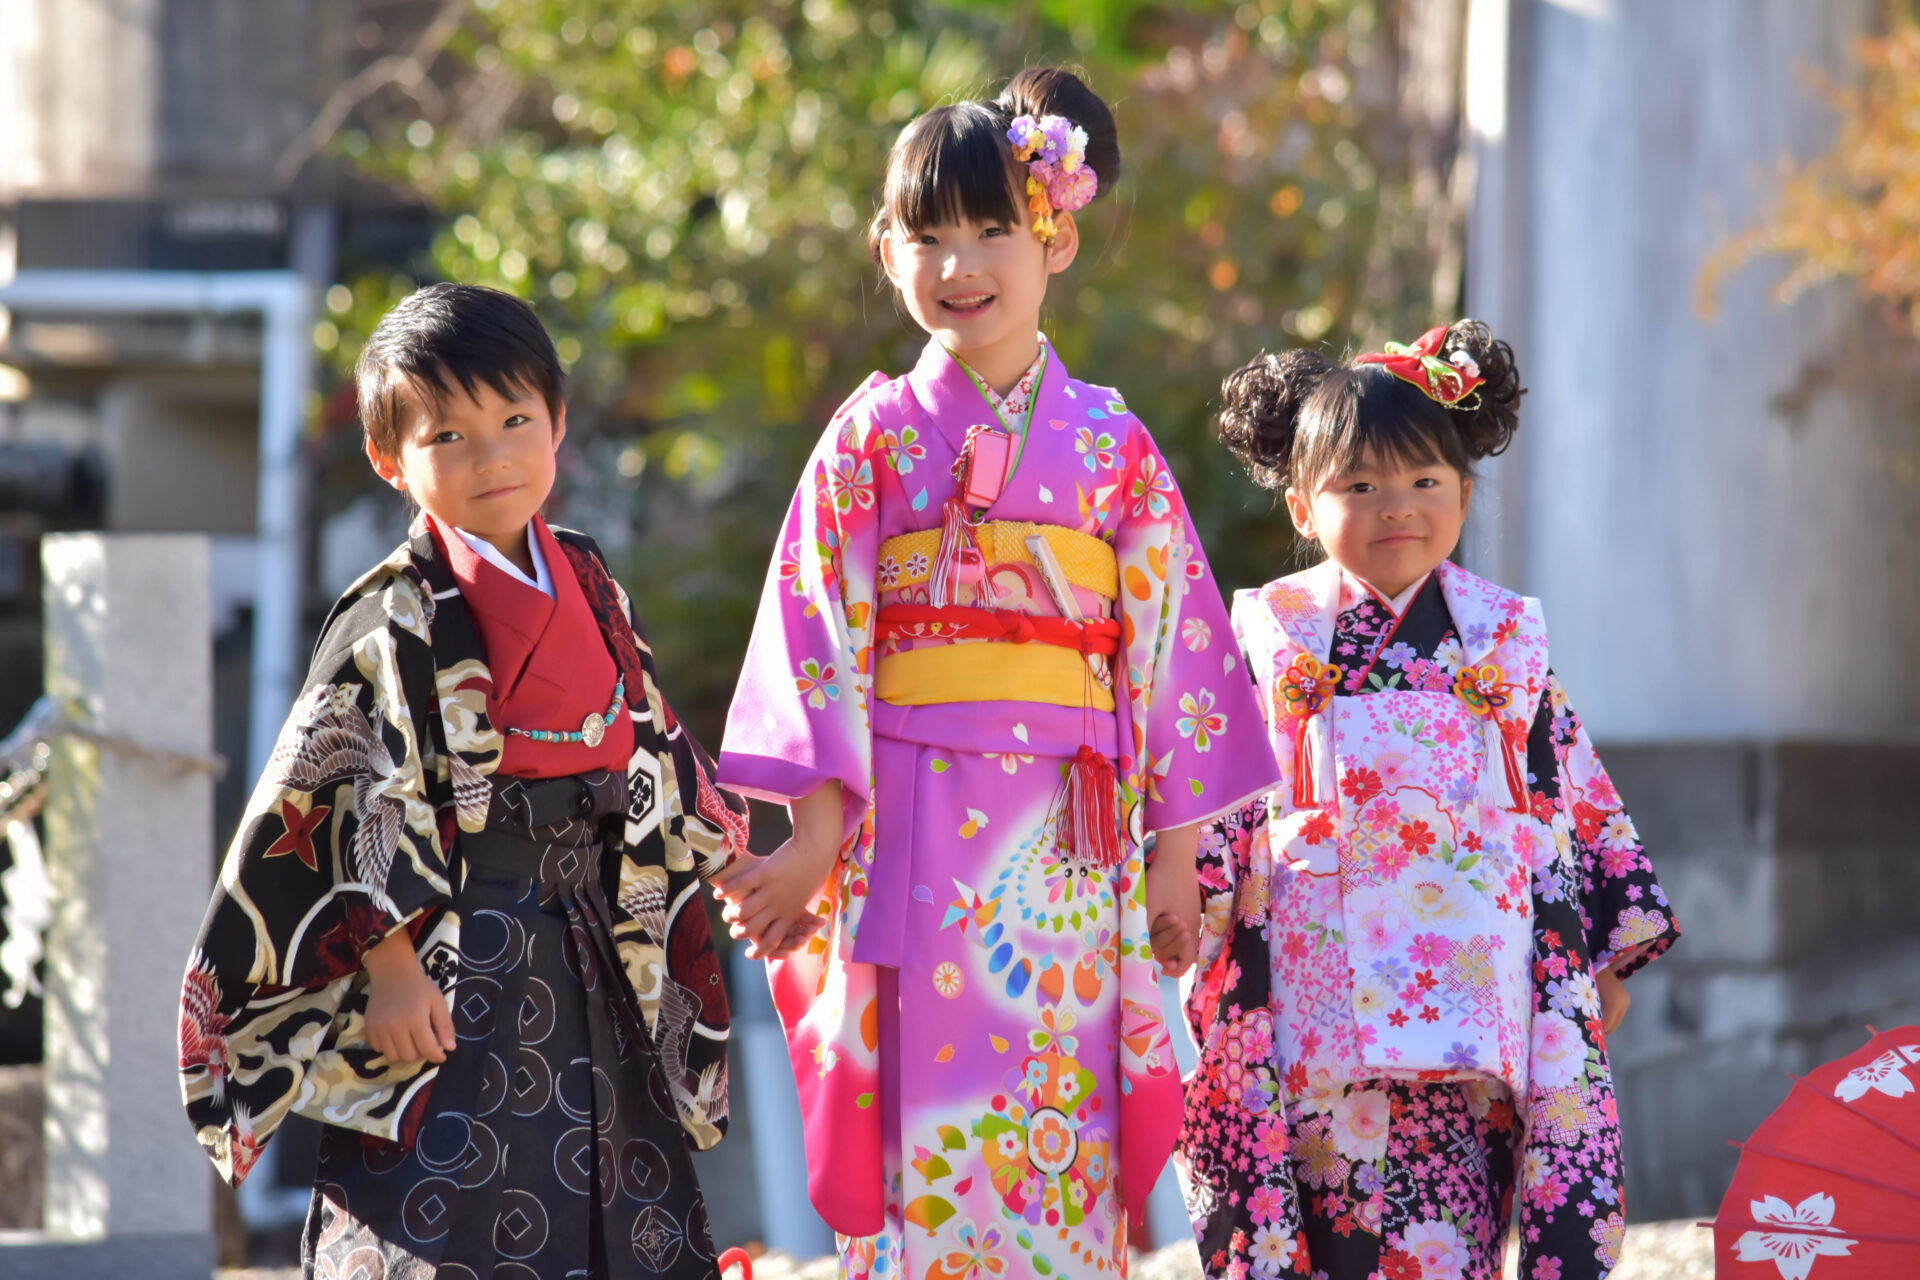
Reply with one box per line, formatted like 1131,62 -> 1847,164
178,525 -> 745,1204
1177,561 -> 1678,1280
721,336 -> 1278,1280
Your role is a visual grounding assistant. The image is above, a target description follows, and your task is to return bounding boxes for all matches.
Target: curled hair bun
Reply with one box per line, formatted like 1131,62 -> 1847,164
1441,319 -> 1524,460
996,66 -> 1122,197
1217,348 -> 1339,491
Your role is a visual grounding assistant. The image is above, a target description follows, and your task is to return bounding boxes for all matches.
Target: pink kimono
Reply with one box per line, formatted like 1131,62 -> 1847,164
721,336 -> 1278,1278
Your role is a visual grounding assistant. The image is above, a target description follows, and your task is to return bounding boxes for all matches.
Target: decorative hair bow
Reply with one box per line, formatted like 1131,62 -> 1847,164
1006,113 -> 1099,245
1353,324 -> 1486,408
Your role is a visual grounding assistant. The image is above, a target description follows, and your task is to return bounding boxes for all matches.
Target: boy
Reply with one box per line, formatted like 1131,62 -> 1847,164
179,284 -> 747,1278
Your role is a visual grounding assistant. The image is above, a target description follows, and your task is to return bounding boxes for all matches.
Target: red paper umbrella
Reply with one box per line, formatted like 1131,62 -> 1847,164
1713,1025 -> 1920,1278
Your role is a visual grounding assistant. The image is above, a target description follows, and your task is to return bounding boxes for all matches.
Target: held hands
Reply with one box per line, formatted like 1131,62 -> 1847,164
362,926 -> 455,1065
710,781 -> 843,960
1596,967 -> 1631,1037
1145,823 -> 1202,979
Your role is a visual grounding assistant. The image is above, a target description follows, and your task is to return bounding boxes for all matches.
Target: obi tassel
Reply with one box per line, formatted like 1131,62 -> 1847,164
1478,715 -> 1530,814
1292,711 -> 1335,809
1063,744 -> 1122,867
1280,654 -> 1342,808
930,498 -> 994,607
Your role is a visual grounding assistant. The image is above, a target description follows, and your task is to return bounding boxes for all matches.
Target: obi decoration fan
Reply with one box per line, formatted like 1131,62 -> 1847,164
1713,1025 -> 1920,1278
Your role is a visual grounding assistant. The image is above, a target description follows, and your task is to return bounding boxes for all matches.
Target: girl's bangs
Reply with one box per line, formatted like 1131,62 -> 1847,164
1300,367 -> 1463,488
885,104 -> 1024,234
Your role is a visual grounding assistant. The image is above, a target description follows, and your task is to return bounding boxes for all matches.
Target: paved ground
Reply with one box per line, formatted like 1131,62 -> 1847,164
738,1220 -> 1717,1279
220,1220 -> 1714,1280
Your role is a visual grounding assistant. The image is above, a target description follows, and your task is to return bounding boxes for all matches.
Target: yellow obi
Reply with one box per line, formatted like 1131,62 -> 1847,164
874,521 -> 1120,710
877,521 -> 1119,601
875,644 -> 1116,711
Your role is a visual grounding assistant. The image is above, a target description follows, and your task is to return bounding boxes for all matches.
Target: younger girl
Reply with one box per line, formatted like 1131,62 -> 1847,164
716,68 -> 1278,1279
1177,323 -> 1679,1280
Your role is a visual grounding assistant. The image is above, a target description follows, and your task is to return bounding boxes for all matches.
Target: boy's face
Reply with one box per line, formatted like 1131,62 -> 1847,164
366,376 -> 565,542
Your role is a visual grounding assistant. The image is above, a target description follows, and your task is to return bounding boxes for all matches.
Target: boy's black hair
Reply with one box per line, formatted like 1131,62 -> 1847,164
1218,320 -> 1526,495
868,66 -> 1122,262
356,283 -> 565,458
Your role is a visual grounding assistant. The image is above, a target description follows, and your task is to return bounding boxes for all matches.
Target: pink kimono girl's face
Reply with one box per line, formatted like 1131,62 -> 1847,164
366,378 -> 566,542
878,198 -> 1079,366
1285,445 -> 1473,599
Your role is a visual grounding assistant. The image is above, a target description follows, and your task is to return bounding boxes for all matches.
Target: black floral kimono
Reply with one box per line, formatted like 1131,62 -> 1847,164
1177,564 -> 1679,1280
178,524 -> 747,1278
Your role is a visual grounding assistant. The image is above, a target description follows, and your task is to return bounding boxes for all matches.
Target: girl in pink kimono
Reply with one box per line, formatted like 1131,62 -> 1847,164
1177,323 -> 1680,1280
714,67 -> 1279,1280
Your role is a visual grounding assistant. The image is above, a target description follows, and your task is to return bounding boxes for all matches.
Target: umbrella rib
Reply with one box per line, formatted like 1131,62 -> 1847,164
1732,1138 -> 1920,1202
1792,1076 -> 1920,1160
1710,1217 -> 1920,1246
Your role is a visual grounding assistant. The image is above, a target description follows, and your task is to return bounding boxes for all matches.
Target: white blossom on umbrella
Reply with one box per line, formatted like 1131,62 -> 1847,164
1733,1193 -> 1857,1280
1833,1049 -> 1914,1101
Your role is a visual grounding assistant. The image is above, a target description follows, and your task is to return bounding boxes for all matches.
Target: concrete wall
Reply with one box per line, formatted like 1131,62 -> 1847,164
1465,0 -> 1920,1222
0,0 -> 337,198
1469,0 -> 1920,741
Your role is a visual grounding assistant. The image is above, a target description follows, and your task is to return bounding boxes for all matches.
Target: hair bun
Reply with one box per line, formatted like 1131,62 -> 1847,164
1441,319 -> 1524,459
1217,348 -> 1338,491
995,66 -> 1121,197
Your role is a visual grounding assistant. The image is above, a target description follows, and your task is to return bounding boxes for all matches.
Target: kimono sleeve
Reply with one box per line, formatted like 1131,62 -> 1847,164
1111,424 -> 1280,834
1527,670 -> 1681,979
719,397 -> 883,839
179,575 -> 454,1183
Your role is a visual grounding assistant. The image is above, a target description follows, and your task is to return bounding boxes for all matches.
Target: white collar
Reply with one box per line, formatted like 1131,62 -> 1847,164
455,525 -> 553,599
1347,569 -> 1431,619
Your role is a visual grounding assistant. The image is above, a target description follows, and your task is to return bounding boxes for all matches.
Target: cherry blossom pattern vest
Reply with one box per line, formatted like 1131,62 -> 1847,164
1234,560 -> 1551,1102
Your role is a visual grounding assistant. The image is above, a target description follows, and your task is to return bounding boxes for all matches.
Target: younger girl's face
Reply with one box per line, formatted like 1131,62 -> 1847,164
1285,446 -> 1472,599
879,196 -> 1078,372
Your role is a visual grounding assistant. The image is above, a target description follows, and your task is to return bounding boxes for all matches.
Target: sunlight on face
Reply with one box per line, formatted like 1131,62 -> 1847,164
366,378 -> 565,554
1285,446 -> 1472,598
878,195 -> 1078,391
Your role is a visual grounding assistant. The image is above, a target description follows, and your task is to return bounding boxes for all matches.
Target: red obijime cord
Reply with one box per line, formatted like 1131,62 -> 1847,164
876,604 -> 1125,865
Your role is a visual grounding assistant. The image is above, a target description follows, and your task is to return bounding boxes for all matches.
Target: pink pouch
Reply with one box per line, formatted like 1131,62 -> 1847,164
961,428 -> 1014,508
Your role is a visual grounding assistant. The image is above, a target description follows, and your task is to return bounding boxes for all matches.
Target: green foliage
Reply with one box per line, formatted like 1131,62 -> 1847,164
321,0 -> 1456,739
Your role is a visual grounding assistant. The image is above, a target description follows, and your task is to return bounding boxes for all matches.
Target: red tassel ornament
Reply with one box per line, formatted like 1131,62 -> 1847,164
1063,744 -> 1122,867
1453,663 -> 1530,814
1279,654 -> 1342,807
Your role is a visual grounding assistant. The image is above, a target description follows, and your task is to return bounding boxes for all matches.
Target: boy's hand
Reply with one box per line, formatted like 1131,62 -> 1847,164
1597,967 -> 1630,1037
363,927 -> 455,1065
710,836 -> 834,959
1145,824 -> 1202,979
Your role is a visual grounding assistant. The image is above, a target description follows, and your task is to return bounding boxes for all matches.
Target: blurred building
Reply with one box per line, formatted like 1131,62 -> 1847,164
0,0 -> 441,827
1466,0 -> 1920,1221
0,0 -> 441,1248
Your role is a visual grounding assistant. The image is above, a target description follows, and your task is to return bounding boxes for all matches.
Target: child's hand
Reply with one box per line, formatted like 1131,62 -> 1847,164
1597,967 -> 1630,1036
1145,824 -> 1202,979
363,927 -> 455,1065
711,781 -> 843,961
711,837 -> 835,959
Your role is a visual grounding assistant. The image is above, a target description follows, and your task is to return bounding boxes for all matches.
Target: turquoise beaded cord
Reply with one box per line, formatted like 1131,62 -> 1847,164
503,673 -> 625,747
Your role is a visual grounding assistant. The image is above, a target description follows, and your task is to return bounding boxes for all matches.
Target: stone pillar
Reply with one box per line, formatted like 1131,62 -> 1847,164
0,535 -> 215,1279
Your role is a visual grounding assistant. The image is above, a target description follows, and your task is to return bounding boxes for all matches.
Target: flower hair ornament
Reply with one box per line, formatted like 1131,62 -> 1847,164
1006,113 -> 1099,245
1352,324 -> 1486,408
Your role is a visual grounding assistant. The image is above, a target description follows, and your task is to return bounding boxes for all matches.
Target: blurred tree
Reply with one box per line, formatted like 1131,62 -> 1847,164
1698,17 -> 1920,339
308,0 -> 1465,734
